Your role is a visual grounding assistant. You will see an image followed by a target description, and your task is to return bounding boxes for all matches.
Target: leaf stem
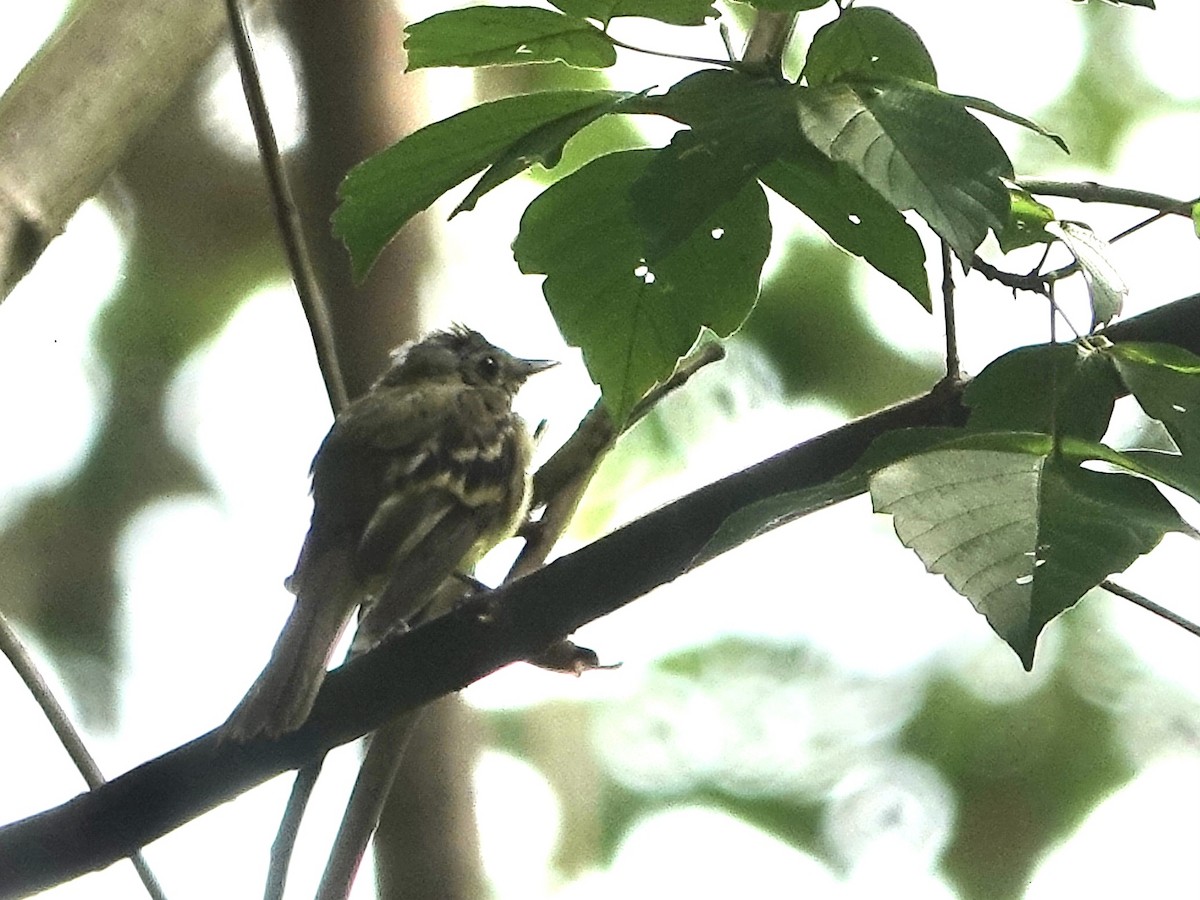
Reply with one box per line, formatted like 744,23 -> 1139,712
1101,580 -> 1200,639
940,240 -> 960,382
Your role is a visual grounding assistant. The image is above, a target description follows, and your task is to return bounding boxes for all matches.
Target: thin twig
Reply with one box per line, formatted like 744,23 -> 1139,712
604,34 -> 745,71
314,710 -> 426,900
1107,207 -> 1173,245
1101,580 -> 1200,639
223,0 -> 348,413
940,240 -> 959,382
519,342 -> 726,575
264,757 -> 323,900
0,612 -> 170,900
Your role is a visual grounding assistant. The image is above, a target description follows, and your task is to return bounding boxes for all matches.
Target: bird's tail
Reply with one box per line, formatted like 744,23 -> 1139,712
223,546 -> 359,742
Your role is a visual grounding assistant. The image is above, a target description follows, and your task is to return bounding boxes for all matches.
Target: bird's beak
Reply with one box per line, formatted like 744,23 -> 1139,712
513,357 -> 558,380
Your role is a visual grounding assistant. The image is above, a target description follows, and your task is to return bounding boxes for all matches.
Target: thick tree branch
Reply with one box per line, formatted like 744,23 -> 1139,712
1,291 -> 1199,896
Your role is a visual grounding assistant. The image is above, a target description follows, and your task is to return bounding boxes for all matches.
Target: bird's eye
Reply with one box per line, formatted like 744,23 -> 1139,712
476,354 -> 501,382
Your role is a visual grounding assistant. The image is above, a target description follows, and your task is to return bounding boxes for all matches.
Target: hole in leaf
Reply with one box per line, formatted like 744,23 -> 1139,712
633,263 -> 656,285
847,214 -> 862,226
711,227 -> 725,240
1172,404 -> 1187,413
1015,574 -> 1034,585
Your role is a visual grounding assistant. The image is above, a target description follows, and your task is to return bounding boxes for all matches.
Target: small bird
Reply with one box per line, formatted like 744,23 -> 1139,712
224,326 -> 555,741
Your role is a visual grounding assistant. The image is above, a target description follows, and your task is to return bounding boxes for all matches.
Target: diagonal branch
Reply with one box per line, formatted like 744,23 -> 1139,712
1,290 -> 1199,896
0,613 -> 168,900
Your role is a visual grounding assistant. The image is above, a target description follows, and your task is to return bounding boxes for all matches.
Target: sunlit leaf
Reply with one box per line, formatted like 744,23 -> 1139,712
998,188 -> 1056,253
1101,340 -> 1200,501
404,7 -> 616,70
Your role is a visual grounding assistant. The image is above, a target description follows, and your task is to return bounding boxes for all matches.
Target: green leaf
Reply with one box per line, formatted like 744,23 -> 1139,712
333,90 -> 625,279
964,342 -> 1122,441
1191,201 -> 1199,238
795,78 -> 1013,259
870,437 -> 1185,668
514,149 -> 771,422
951,93 -> 1068,153
628,71 -> 799,259
1108,342 -> 1200,458
759,152 -> 930,309
404,7 -> 616,71
453,92 -> 639,216
803,7 -> 937,87
1045,221 -> 1127,331
549,0 -> 718,25
998,188 -> 1056,253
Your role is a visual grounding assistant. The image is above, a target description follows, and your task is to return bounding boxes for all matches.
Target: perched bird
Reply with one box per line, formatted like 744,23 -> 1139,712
224,326 -> 554,741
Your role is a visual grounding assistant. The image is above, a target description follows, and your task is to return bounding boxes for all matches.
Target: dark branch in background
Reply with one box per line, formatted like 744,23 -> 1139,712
0,614 -> 168,900
2,284 -> 1199,894
223,0 -> 348,413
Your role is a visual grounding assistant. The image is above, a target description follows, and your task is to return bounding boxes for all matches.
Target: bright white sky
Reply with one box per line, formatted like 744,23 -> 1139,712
0,2 -> 1197,898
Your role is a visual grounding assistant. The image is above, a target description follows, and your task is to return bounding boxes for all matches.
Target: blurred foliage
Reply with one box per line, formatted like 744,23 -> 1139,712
742,235 -> 938,414
0,64 -> 286,725
486,626 -> 1146,900
1022,3 -> 1167,171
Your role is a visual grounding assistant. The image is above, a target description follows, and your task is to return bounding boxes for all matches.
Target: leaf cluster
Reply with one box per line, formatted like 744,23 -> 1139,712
332,3 -> 1070,422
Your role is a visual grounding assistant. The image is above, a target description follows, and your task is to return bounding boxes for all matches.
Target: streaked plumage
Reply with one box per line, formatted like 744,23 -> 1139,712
224,327 -> 553,741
